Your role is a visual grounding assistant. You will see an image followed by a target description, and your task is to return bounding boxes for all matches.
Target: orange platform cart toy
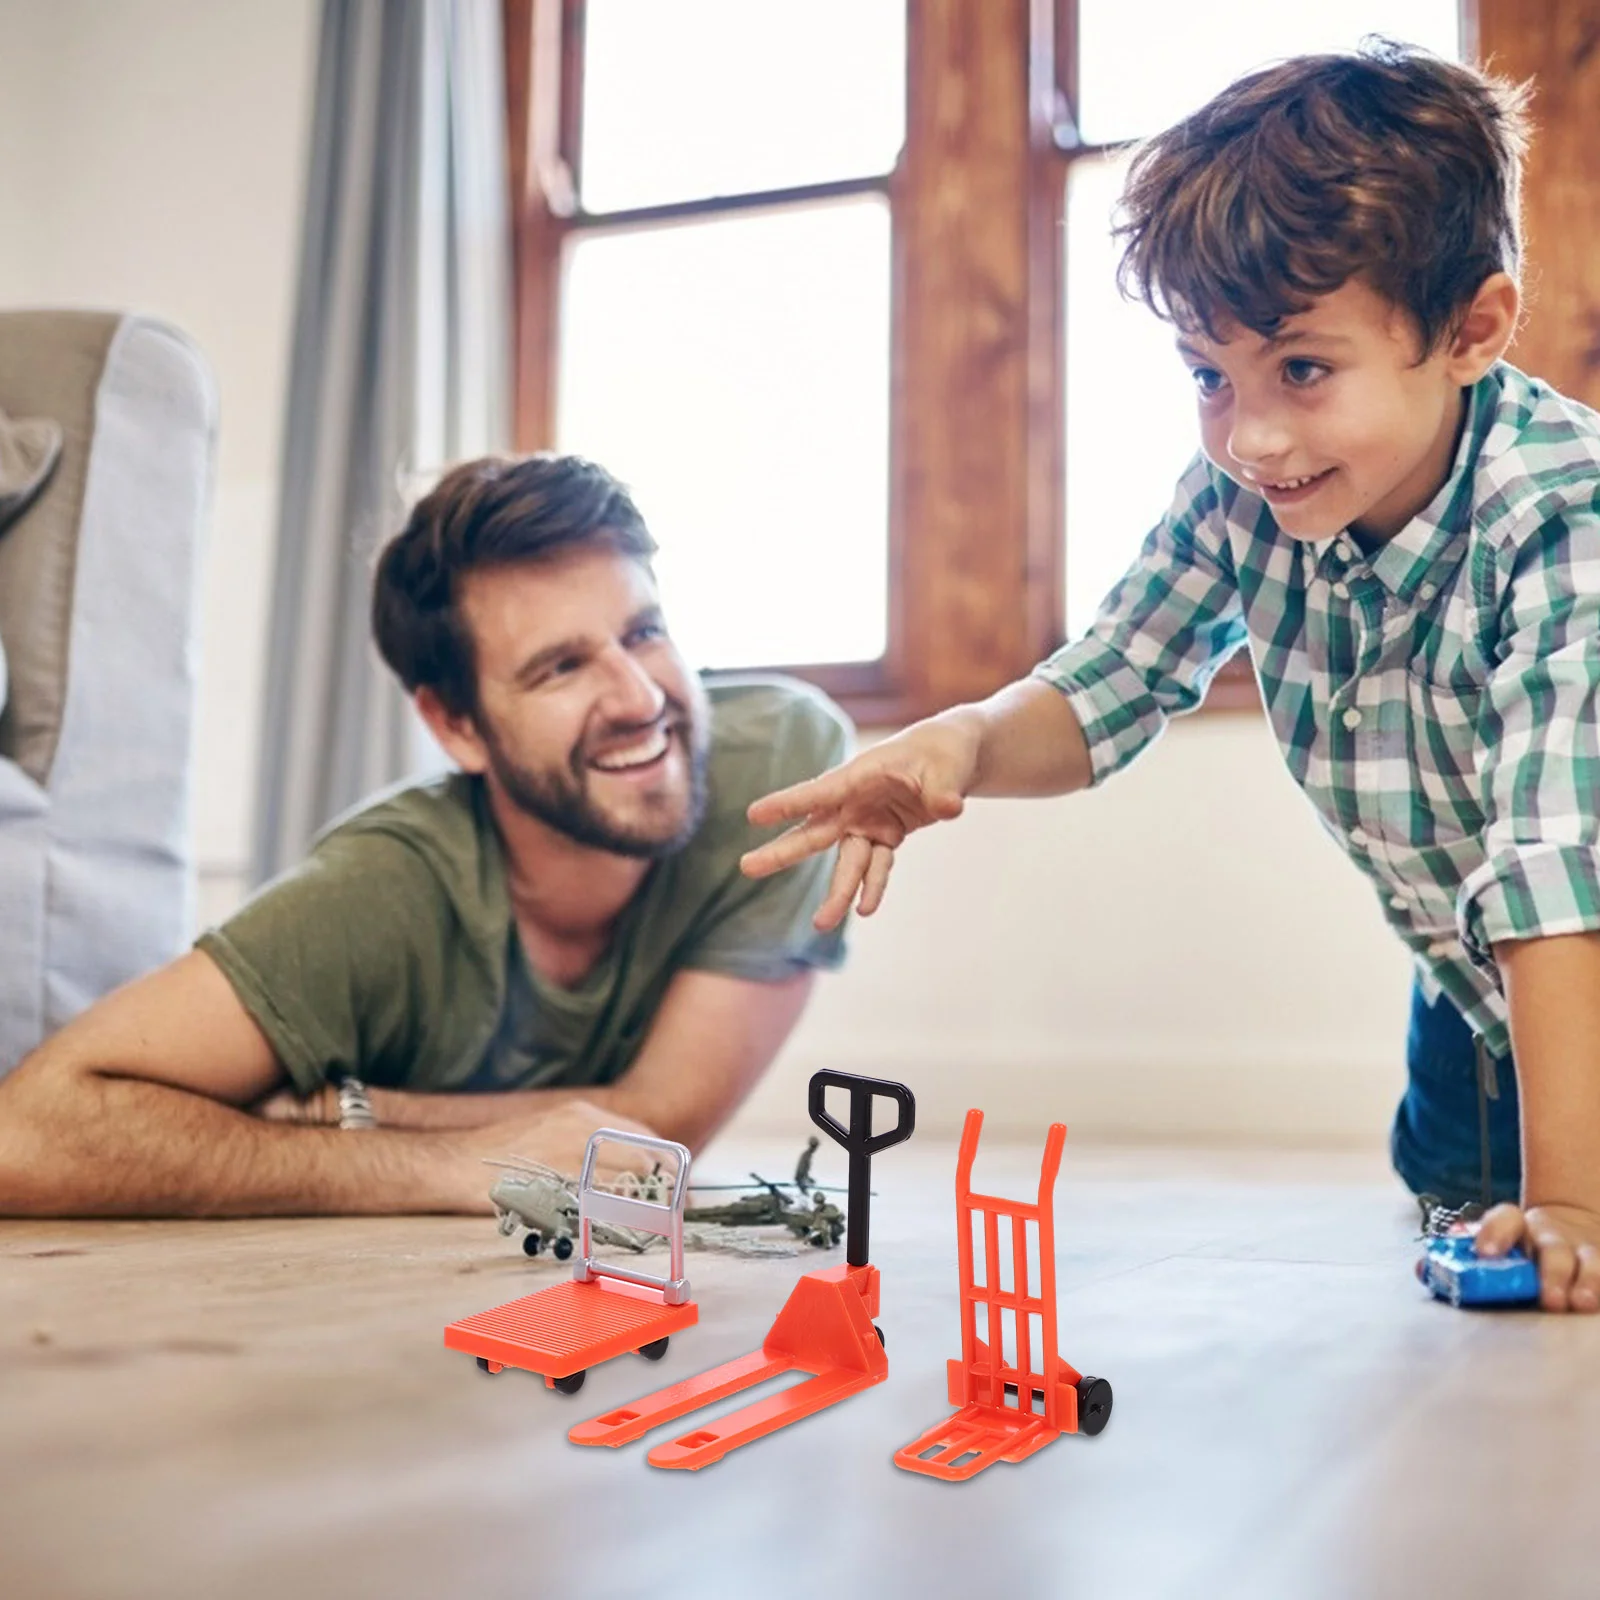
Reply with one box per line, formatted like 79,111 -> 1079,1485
568,1069 -> 915,1469
444,1130 -> 696,1395
895,1109 -> 1112,1481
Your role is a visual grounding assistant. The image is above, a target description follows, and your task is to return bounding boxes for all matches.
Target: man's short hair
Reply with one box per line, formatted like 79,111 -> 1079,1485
1114,38 -> 1531,354
372,453 -> 656,719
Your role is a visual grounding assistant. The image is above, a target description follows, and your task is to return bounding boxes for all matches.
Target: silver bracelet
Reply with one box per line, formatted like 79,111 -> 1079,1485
335,1075 -> 377,1130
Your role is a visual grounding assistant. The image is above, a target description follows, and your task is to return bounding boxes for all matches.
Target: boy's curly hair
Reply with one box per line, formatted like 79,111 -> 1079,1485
1114,38 -> 1531,354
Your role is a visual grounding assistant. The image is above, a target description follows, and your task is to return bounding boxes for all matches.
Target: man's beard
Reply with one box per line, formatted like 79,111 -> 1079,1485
481,699 -> 710,859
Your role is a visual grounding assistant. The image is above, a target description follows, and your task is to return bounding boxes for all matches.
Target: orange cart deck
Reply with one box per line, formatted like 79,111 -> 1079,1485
445,1128 -> 699,1390
445,1275 -> 698,1380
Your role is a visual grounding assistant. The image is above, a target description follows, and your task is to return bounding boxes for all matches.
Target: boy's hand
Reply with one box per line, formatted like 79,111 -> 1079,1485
1474,1201 -> 1600,1312
740,714 -> 982,930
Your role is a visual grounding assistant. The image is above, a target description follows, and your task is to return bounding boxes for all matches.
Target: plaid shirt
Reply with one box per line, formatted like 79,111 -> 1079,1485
1036,362 -> 1600,1057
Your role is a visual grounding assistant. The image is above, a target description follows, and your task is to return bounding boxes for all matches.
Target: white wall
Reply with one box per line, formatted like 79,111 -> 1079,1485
0,0 -> 318,916
0,9 -> 46,290
737,713 -> 1413,1145
0,0 -> 1415,1149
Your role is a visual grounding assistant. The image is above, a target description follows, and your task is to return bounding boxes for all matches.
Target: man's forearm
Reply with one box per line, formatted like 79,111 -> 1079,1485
1496,932 -> 1600,1210
0,1068 -> 477,1218
946,678 -> 1095,799
367,1082 -> 646,1133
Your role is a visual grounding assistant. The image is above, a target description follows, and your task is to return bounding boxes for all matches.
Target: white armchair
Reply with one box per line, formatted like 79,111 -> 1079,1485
0,311 -> 215,1076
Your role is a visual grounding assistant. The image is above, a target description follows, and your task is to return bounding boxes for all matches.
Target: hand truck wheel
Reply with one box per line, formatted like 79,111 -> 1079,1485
1076,1375 -> 1112,1436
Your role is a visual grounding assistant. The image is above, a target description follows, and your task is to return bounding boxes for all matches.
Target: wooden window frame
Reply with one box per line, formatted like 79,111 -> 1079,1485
1472,0 -> 1600,415
503,0 -> 1584,730
504,0 -> 1066,727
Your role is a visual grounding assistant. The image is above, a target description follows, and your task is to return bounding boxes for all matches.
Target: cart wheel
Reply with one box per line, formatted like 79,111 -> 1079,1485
521,1232 -> 543,1257
552,1236 -> 574,1261
476,1357 -> 502,1375
1076,1376 -> 1112,1436
873,1324 -> 885,1348
552,1370 -> 586,1395
639,1337 -> 670,1361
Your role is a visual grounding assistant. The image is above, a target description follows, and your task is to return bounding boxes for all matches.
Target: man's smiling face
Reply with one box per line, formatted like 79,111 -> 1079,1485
1178,277 -> 1471,544
454,547 -> 710,857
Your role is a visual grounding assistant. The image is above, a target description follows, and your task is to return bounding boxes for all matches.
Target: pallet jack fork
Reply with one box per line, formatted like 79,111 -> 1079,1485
569,1070 -> 915,1469
444,1130 -> 698,1394
894,1109 -> 1112,1481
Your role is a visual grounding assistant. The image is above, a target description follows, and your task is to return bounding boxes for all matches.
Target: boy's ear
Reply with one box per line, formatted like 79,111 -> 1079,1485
1445,272 -> 1520,382
414,686 -> 490,775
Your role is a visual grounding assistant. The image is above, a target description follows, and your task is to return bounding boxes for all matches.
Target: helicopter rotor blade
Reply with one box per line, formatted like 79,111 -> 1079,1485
505,1153 -> 575,1177
686,1180 -> 858,1195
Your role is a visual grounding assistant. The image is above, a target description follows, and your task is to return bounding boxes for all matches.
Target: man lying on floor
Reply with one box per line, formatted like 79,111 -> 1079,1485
0,454 -> 849,1216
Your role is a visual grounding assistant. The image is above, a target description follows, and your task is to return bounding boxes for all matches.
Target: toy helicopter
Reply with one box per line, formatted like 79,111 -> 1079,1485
490,1138 -> 851,1257
681,1136 -> 850,1249
487,1157 -> 661,1259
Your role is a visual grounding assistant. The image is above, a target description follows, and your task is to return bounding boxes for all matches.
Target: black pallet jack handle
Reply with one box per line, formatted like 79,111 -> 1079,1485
808,1070 -> 916,1268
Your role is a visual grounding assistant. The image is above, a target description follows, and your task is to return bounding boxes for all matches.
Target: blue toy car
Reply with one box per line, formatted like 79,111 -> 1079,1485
1417,1233 -> 1539,1308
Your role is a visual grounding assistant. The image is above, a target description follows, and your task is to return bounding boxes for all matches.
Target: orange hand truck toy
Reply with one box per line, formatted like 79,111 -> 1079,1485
895,1109 -> 1112,1481
444,1129 -> 697,1395
568,1070 -> 915,1470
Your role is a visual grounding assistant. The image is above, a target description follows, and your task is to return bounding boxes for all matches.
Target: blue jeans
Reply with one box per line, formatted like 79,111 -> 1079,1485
1390,981 -> 1522,1206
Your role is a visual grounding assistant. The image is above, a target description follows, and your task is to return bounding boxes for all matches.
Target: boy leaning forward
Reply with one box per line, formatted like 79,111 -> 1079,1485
742,42 -> 1600,1313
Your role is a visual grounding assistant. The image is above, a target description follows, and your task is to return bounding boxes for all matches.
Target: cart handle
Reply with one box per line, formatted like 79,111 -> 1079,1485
808,1071 -> 916,1268
575,1129 -> 692,1304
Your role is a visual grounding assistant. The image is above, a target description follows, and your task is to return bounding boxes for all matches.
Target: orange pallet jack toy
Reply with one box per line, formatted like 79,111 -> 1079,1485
444,1130 -> 696,1395
569,1070 -> 914,1469
895,1109 -> 1112,1481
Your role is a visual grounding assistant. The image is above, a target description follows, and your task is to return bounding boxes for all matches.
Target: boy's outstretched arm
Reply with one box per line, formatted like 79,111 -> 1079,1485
1476,933 -> 1600,1313
740,679 -> 1093,930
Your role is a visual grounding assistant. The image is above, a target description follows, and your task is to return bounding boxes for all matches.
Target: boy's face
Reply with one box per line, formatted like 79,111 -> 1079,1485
1177,277 -> 1495,543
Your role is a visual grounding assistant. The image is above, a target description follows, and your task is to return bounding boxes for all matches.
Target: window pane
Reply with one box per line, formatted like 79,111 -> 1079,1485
581,0 -> 905,213
1077,2 -> 1461,146
1063,152 -> 1198,642
558,199 -> 891,670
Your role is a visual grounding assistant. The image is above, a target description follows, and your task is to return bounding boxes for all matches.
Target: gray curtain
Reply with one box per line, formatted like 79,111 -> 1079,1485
252,0 -> 512,884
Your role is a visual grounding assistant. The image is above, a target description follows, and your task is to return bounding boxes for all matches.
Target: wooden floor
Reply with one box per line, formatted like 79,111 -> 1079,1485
2,1138 -> 1597,1600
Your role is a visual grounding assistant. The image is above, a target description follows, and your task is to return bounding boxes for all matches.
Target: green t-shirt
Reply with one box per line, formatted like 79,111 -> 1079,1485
198,677 -> 851,1096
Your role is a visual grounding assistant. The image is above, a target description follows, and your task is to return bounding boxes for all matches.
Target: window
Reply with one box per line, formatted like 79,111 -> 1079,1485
559,202 -> 893,670
559,1 -> 902,672
508,0 -> 1062,723
505,0 -> 908,714
577,0 -> 904,210
505,2 -> 1468,724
